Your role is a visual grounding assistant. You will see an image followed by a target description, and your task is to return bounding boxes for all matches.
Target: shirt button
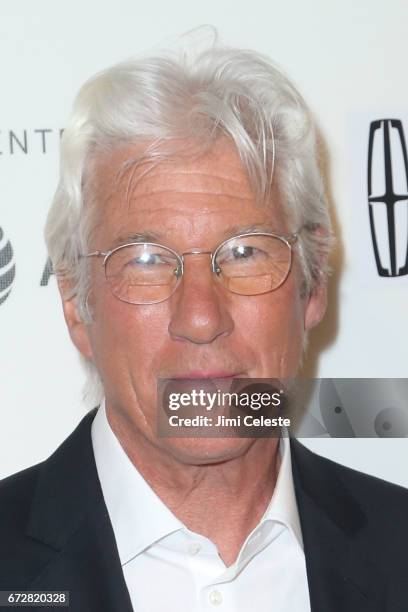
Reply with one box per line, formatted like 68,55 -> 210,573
188,542 -> 201,555
209,590 -> 223,606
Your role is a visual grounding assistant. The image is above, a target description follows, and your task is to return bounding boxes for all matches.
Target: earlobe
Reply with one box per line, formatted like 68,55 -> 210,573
304,279 -> 328,331
62,296 -> 94,359
57,277 -> 94,360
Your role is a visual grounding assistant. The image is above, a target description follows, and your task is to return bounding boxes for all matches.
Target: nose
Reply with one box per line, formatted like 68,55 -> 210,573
168,253 -> 234,344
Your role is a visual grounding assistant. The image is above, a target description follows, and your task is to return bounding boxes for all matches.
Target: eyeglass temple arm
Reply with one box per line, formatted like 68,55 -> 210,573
81,251 -> 108,258
285,222 -> 320,244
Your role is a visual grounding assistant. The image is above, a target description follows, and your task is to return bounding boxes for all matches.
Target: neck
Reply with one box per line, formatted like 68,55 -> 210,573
106,404 -> 282,566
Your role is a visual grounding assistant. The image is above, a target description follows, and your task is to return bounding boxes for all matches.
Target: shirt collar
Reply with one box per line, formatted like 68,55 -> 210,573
92,400 -> 184,565
261,429 -> 304,549
92,400 -> 303,566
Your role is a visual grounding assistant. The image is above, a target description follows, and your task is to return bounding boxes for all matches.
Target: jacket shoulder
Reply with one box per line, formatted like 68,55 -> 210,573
0,462 -> 53,588
292,438 -> 408,523
0,462 -> 43,525
0,410 -> 98,589
0,408 -> 98,534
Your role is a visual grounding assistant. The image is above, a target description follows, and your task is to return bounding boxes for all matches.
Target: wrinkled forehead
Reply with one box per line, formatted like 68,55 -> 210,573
87,137 -> 255,204
85,137 -> 285,246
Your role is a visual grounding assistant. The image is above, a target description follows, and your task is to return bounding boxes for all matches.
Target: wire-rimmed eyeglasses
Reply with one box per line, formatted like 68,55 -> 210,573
82,231 -> 300,305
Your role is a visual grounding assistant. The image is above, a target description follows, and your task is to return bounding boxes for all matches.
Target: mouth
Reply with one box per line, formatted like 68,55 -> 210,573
169,371 -> 243,380
160,371 -> 246,395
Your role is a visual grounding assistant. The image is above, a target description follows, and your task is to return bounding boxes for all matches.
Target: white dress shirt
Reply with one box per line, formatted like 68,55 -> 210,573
92,401 -> 311,611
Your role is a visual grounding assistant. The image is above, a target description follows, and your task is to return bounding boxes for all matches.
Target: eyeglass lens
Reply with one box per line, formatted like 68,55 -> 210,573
105,235 -> 291,304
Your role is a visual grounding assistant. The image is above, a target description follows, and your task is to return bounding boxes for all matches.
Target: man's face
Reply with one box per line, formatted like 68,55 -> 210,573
66,139 -> 326,463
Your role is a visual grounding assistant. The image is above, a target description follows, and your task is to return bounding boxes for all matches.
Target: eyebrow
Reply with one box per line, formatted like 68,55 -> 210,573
110,223 -> 286,249
223,223 -> 284,236
112,232 -> 163,247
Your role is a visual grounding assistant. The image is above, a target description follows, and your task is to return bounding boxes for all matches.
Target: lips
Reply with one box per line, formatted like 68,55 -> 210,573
169,371 -> 242,379
160,372 -> 245,396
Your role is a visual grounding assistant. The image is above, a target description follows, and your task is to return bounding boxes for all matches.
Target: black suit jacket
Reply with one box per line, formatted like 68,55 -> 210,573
1,409 -> 408,611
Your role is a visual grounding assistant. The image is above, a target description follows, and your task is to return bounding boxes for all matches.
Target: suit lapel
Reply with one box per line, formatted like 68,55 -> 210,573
290,439 -> 386,612
25,409 -> 133,612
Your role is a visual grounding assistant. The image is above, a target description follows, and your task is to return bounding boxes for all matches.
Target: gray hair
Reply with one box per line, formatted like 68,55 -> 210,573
45,34 -> 333,405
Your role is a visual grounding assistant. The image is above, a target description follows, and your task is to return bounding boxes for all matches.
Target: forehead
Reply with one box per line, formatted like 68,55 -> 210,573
89,138 -> 285,246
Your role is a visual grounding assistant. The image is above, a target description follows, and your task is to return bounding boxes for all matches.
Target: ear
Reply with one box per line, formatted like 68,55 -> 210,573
57,276 -> 94,360
304,275 -> 328,331
302,223 -> 331,331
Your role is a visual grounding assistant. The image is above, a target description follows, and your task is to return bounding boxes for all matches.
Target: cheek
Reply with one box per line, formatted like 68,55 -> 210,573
234,279 -> 305,375
87,279 -> 170,389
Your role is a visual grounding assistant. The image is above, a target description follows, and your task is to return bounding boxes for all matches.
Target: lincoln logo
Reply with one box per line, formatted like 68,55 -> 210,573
367,119 -> 408,277
0,226 -> 16,305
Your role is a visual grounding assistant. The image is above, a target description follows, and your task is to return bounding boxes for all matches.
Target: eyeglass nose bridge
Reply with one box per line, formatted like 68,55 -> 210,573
181,248 -> 213,255
179,248 -> 219,276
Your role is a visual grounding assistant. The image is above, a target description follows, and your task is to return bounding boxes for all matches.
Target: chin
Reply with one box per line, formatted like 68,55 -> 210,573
160,437 -> 256,466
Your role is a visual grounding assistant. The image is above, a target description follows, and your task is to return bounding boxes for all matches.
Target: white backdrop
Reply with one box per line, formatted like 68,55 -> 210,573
1,0 -> 407,482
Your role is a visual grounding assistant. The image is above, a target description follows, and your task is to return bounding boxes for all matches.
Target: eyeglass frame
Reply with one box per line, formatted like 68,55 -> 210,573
81,230 -> 301,304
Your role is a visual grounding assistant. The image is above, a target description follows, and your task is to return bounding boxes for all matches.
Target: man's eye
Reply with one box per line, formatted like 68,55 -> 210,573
216,244 -> 270,269
128,253 -> 169,266
231,245 -> 255,259
223,245 -> 262,262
